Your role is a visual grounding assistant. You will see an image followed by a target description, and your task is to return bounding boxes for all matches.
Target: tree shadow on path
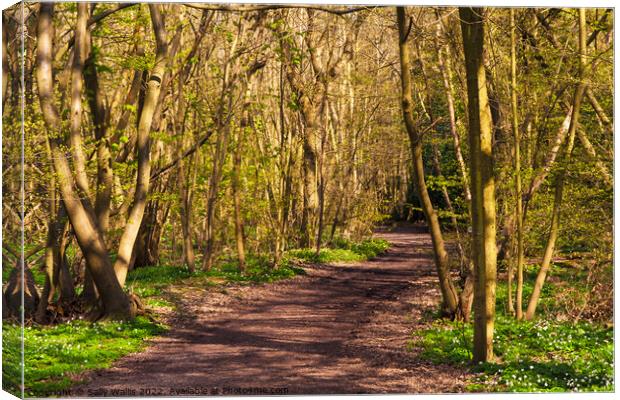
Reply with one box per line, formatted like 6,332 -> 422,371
74,224 -> 470,395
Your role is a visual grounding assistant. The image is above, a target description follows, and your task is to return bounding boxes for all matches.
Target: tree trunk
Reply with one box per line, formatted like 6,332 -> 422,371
132,198 -> 169,269
525,8 -> 588,321
436,23 -> 472,206
202,124 -> 230,270
113,4 -> 169,287
510,9 -> 524,320
460,6 -> 497,362
174,68 -> 196,272
585,86 -> 611,129
232,126 -> 246,272
36,184 -> 61,323
397,6 -> 459,317
179,157 -> 196,272
300,112 -> 319,248
36,3 -> 131,320
69,3 -> 91,200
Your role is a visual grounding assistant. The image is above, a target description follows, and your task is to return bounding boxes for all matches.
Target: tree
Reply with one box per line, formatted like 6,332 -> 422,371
510,8 -> 524,319
36,3 -> 131,320
397,6 -> 459,317
6,3 -> 612,341
459,6 -> 497,362
524,8 -> 588,321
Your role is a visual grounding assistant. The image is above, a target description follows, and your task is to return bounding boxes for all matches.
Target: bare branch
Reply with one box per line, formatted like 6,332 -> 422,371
183,3 -> 375,16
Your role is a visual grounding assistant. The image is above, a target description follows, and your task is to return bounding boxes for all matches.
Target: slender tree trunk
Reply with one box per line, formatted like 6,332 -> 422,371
202,126 -> 230,270
510,9 -> 524,320
36,3 -> 131,320
397,6 -> 459,317
36,176 -> 64,323
525,8 -> 588,321
174,67 -> 196,272
113,4 -> 168,287
460,6 -> 497,362
301,111 -> 319,248
232,125 -> 246,272
315,133 -> 326,255
179,154 -> 196,272
56,217 -> 75,302
436,24 -> 472,207
69,3 -> 91,200
84,34 -> 113,235
585,86 -> 611,129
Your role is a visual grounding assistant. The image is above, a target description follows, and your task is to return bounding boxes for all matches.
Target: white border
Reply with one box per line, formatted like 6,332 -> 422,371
0,1 -> 615,400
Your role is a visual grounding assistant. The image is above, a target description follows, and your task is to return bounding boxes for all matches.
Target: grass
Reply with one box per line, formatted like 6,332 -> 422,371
287,237 -> 389,264
126,255 -> 306,301
3,317 -> 166,398
411,262 -> 614,393
416,315 -> 613,392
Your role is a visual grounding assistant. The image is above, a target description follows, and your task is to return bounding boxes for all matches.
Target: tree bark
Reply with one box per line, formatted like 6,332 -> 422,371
69,3 -> 91,200
397,6 -> 459,317
36,3 -> 131,320
113,4 -> 168,287
232,125 -> 246,272
584,86 -> 611,130
525,8 -> 588,321
510,9 -> 524,320
460,6 -> 497,362
83,32 -> 113,234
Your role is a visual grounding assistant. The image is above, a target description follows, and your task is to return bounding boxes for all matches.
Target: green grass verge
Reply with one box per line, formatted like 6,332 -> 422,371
415,315 -> 613,392
3,317 -> 166,397
287,237 -> 389,264
126,256 -> 306,300
411,263 -> 614,393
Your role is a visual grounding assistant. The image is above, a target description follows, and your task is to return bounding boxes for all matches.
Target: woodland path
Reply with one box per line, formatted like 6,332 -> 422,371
74,225 -> 470,396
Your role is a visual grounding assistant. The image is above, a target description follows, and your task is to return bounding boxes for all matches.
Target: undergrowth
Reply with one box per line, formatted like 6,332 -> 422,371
411,262 -> 614,393
287,237 -> 389,264
3,316 -> 166,397
416,315 -> 613,392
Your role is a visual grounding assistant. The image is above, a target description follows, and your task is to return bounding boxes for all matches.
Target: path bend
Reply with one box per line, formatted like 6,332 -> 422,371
74,225 -> 469,395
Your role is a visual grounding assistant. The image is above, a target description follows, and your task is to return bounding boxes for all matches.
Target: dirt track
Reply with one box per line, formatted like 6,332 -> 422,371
74,225 -> 470,396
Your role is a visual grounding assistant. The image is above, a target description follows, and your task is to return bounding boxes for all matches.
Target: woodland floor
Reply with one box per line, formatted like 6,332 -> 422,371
73,225 -> 471,396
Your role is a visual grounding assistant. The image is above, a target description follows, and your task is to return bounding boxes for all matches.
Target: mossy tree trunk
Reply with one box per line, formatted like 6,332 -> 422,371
460,6 -> 498,362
